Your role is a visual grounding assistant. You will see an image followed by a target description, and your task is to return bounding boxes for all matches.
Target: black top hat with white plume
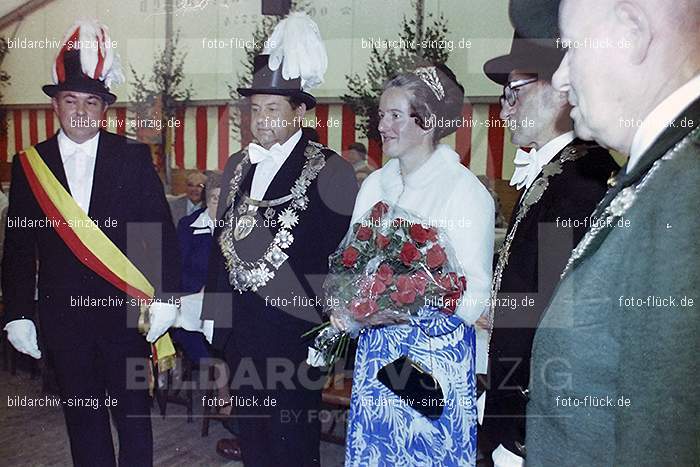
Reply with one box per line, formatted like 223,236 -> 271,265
42,20 -> 124,104
237,12 -> 327,109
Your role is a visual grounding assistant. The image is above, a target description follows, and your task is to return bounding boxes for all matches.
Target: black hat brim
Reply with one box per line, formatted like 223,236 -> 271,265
484,55 -> 527,85
43,83 -> 117,105
237,87 -> 316,110
483,38 -> 565,85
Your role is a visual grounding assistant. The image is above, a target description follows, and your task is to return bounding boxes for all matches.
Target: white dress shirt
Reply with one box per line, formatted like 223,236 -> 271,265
629,73 -> 700,172
510,131 -> 575,191
57,130 -> 99,213
248,129 -> 302,200
352,144 -> 495,373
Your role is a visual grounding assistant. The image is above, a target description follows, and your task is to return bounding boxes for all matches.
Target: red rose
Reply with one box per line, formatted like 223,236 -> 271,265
399,242 -> 421,266
370,202 -> 389,221
459,276 -> 467,292
342,246 -> 359,268
377,263 -> 394,285
436,272 -> 466,292
370,277 -> 387,296
435,273 -> 453,291
350,299 -> 379,320
426,244 -> 447,270
409,224 -> 434,244
411,270 -> 430,295
356,225 -> 372,241
426,227 -> 438,242
389,276 -> 417,305
375,233 -> 390,250
442,293 -> 461,314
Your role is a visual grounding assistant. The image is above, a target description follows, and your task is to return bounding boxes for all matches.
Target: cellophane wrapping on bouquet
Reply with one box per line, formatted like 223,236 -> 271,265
306,201 -> 467,367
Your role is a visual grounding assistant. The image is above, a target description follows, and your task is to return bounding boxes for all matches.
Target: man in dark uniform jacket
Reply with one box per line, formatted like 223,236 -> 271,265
200,23 -> 358,466
477,32 -> 619,466
2,21 -> 179,467
512,0 -> 699,465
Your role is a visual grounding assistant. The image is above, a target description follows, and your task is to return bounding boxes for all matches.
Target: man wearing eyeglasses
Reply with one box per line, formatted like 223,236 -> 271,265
477,32 -> 618,467
169,171 -> 207,223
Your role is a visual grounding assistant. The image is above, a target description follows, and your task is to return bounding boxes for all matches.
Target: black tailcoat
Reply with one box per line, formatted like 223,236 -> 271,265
203,135 -> 357,361
480,139 -> 619,456
202,135 -> 357,467
1,129 -> 180,466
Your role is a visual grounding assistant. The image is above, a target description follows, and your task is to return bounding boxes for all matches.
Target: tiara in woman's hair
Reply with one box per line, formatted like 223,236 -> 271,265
413,66 -> 445,101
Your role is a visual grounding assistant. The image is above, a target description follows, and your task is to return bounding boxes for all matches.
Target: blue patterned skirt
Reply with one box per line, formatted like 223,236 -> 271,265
345,314 -> 477,466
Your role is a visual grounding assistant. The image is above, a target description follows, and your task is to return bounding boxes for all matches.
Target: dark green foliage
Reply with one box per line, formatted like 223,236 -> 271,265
129,31 -> 193,127
342,3 -> 450,141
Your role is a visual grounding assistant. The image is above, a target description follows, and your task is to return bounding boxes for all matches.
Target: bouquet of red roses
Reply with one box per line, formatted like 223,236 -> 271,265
306,201 -> 467,367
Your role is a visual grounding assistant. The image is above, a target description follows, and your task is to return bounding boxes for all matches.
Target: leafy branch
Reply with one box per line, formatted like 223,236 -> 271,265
342,2 -> 450,141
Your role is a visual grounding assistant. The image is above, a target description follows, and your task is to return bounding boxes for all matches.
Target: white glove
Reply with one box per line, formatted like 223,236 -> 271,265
178,292 -> 214,344
492,444 -> 525,467
178,292 -> 204,331
202,320 -> 214,345
4,319 -> 42,359
146,302 -> 178,343
477,391 -> 486,425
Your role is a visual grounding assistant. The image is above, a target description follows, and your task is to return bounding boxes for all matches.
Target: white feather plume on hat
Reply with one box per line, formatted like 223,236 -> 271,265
51,19 -> 125,89
263,12 -> 328,91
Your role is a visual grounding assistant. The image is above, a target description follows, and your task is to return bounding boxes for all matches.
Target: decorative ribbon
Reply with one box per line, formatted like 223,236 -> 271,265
19,145 -> 175,378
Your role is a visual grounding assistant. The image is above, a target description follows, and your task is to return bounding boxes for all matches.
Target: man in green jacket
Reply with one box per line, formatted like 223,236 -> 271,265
510,0 -> 700,465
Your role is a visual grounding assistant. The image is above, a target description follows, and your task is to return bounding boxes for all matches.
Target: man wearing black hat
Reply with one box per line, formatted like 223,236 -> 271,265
2,20 -> 180,466
478,32 -> 618,467
515,0 -> 700,465
200,12 -> 357,467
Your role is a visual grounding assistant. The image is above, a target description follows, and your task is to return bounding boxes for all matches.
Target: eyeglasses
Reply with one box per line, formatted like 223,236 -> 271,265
500,77 -> 538,107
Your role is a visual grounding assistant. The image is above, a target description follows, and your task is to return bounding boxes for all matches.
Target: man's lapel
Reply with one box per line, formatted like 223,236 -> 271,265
570,96 -> 700,270
88,130 -> 121,219
40,134 -> 72,196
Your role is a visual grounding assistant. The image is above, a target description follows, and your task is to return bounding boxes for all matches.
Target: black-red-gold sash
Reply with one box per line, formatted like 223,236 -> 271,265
19,145 -> 175,373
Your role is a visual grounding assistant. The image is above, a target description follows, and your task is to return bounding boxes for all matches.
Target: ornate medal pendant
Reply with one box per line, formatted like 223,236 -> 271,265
234,214 -> 256,241
219,141 -> 328,292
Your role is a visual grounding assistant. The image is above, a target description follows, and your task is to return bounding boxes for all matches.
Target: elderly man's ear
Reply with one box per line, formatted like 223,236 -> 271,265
556,90 -> 570,108
614,1 -> 652,65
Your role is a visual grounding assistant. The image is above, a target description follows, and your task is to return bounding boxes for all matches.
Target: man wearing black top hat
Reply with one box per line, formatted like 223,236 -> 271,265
478,32 -> 618,467
199,12 -> 357,467
2,20 -> 180,466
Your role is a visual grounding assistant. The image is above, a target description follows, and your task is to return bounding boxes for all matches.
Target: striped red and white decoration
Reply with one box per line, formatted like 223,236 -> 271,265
2,102 -> 516,180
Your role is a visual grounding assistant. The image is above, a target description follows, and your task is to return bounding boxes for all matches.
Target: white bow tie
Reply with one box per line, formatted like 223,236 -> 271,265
510,148 -> 542,190
248,143 -> 286,165
62,140 -> 96,159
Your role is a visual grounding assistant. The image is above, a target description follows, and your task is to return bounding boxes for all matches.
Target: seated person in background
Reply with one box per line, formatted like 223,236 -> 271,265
169,171 -> 207,223
169,172 -> 221,365
172,171 -> 232,417
344,142 -> 376,184
177,171 -> 221,294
